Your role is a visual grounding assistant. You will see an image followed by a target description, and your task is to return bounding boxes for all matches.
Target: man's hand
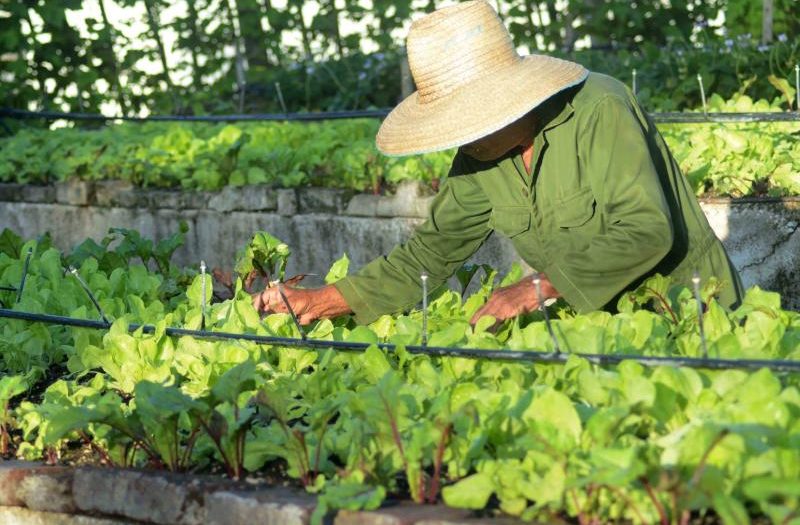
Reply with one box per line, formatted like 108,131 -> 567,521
469,275 -> 559,326
252,284 -> 352,324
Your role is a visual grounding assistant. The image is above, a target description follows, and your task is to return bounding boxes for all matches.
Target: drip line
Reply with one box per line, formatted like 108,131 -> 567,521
2,108 -> 799,125
2,308 -> 799,373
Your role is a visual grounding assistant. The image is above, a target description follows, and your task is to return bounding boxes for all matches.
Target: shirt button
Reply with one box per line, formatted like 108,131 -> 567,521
522,188 -> 529,197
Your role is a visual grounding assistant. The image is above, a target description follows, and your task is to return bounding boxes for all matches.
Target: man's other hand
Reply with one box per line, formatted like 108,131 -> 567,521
469,275 -> 559,326
252,284 -> 352,324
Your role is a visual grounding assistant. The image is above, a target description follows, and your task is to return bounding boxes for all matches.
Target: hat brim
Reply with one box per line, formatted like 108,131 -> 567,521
376,55 -> 589,156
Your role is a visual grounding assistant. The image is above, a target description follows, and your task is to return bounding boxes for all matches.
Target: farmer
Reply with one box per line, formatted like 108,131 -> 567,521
253,0 -> 743,325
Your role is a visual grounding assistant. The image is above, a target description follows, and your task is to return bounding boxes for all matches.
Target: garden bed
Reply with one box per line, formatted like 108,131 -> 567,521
1,227 -> 799,524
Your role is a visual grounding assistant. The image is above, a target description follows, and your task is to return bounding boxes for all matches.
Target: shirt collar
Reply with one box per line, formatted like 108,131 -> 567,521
532,84 -> 581,139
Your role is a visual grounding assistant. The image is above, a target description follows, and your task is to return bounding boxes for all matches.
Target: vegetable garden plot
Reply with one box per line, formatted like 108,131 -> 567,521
1,226 -> 799,524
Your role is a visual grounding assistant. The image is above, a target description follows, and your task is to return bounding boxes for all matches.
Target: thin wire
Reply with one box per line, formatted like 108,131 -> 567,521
67,267 -> 110,324
0,108 -> 389,123
795,64 -> 799,112
276,282 -> 306,340
16,248 -> 33,304
2,308 -> 799,373
200,261 -> 207,331
692,272 -> 709,360
275,82 -> 288,115
697,74 -> 708,115
421,272 -> 429,347
533,273 -> 560,354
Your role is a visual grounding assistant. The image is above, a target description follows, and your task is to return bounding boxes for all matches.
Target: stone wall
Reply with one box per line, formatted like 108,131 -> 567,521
0,461 -> 519,525
2,181 -> 798,308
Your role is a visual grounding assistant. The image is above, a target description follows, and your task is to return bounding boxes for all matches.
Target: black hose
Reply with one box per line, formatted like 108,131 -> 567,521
2,308 -> 799,373
2,107 -> 798,125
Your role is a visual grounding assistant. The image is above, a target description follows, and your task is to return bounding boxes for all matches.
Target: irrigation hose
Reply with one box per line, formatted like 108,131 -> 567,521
2,107 -> 799,124
2,308 -> 800,373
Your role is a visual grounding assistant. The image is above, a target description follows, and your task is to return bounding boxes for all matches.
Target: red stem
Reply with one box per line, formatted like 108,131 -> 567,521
313,420 -> 330,477
781,509 -> 799,525
570,489 -> 588,525
0,425 -> 8,456
640,477 -> 669,525
199,420 -> 237,479
427,423 -> 452,504
644,287 -> 679,324
293,429 -> 312,486
605,485 -> 647,524
79,431 -> 117,467
378,392 -> 408,471
180,428 -> 200,470
677,430 -> 729,525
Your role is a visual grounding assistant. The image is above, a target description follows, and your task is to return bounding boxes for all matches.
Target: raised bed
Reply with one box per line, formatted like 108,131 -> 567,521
0,461 -> 522,525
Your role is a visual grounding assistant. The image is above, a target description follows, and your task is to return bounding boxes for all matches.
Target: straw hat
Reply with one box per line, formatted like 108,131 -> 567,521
376,0 -> 588,156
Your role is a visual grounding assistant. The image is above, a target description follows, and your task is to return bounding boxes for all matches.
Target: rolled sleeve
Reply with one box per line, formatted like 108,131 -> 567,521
335,160 -> 493,324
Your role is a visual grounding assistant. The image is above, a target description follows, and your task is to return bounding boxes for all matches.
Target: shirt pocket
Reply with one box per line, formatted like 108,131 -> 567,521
554,187 -> 596,228
490,206 -> 531,238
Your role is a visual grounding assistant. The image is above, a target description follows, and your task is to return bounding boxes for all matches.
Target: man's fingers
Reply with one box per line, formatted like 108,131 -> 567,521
298,313 -> 316,325
252,288 -> 287,313
470,303 -> 495,325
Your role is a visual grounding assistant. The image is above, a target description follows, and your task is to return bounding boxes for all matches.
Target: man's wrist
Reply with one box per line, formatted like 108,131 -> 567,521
316,284 -> 353,318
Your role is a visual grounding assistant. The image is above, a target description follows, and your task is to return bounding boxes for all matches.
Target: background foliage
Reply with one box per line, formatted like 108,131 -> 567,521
2,91 -> 799,197
2,0 -> 799,118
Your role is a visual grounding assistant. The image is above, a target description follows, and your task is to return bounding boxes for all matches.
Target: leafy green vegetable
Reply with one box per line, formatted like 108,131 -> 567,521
2,227 -> 800,524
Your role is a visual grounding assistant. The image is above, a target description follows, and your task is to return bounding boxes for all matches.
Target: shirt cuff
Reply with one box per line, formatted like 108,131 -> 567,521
333,277 -> 383,325
541,264 -> 597,313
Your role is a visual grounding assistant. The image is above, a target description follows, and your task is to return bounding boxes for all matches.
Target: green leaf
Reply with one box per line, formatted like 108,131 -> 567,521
211,360 -> 256,405
442,473 -> 494,509
324,254 -> 350,284
742,477 -> 800,500
767,75 -> 797,109
133,381 -> 203,419
345,326 -> 379,344
186,273 -> 213,307
712,493 -> 750,525
0,229 -> 23,258
312,481 -> 386,525
361,345 -> 391,383
234,232 -> 291,282
523,388 -> 582,444
0,375 -> 27,404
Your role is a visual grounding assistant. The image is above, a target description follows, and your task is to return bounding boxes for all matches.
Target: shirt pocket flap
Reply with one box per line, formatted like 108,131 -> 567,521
555,188 -> 596,228
490,207 -> 531,238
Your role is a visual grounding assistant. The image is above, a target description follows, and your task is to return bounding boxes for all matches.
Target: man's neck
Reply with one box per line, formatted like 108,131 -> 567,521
519,138 -> 534,175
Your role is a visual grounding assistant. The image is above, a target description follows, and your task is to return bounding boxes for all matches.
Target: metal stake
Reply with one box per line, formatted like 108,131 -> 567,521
68,267 -> 110,324
533,273 -> 560,353
794,64 -> 799,111
697,74 -> 708,115
420,272 -> 429,347
200,261 -> 207,331
275,82 -> 288,115
16,248 -> 33,303
692,271 -> 709,359
632,68 -> 637,95
275,282 -> 306,340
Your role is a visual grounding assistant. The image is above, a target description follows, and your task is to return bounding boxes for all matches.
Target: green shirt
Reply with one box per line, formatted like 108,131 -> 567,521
335,72 -> 744,324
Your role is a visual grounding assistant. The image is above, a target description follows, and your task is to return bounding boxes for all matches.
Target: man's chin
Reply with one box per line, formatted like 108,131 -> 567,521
464,146 -> 514,162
